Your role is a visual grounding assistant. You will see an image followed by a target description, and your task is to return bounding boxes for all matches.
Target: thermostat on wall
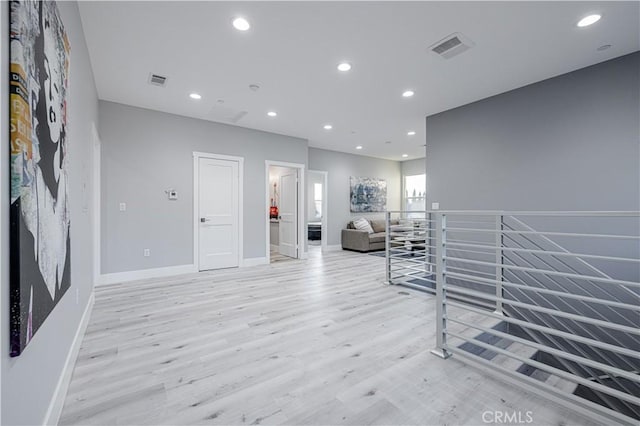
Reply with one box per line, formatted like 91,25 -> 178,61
166,189 -> 178,200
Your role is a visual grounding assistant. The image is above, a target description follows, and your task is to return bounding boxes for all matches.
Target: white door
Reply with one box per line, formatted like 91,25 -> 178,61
198,158 -> 239,270
279,172 -> 298,258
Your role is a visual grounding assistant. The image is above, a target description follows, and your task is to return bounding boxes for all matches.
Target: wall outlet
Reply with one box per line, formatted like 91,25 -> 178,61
143,248 -> 151,257
431,202 -> 440,210
119,202 -> 126,212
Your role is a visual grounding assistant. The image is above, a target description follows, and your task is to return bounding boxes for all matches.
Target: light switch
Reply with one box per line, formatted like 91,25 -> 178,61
119,202 -> 126,211
431,202 -> 440,210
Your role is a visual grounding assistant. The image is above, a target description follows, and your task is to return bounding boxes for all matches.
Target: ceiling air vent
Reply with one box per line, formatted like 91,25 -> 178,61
148,73 -> 168,87
429,32 -> 474,59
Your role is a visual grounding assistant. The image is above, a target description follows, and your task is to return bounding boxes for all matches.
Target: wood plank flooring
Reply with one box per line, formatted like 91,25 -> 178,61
60,249 -> 600,425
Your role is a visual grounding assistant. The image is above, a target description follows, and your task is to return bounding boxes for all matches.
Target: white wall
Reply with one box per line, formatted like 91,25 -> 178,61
307,171 -> 324,222
99,101 -> 308,273
1,2 -> 99,424
308,148 -> 401,246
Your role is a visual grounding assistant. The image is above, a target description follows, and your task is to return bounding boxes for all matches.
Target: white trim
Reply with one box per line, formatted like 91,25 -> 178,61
97,264 -> 197,286
308,170 -> 328,253
193,152 -> 244,272
325,244 -> 343,252
242,257 -> 269,267
265,160 -> 306,263
91,123 -> 101,283
270,244 -> 278,252
43,292 -> 95,426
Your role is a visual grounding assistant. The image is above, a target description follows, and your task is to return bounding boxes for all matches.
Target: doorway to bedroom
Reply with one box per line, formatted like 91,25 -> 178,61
266,161 -> 305,263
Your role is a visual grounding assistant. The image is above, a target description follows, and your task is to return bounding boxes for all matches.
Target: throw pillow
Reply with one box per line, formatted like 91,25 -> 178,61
353,217 -> 374,234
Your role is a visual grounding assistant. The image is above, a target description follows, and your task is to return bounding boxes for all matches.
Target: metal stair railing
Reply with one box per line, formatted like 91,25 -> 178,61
496,220 -> 640,415
428,211 -> 640,425
385,211 -> 436,292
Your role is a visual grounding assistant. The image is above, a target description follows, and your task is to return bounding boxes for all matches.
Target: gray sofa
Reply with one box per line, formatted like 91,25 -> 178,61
341,218 -> 399,252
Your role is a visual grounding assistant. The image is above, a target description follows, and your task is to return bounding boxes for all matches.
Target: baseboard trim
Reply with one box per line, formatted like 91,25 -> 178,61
43,292 -> 95,426
324,244 -> 343,252
97,264 -> 197,286
242,257 -> 268,267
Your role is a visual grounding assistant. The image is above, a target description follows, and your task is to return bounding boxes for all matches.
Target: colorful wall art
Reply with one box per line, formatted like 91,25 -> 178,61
9,0 -> 71,356
350,176 -> 387,213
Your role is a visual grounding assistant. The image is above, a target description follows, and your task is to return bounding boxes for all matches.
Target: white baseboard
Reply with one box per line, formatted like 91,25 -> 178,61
97,264 -> 197,286
324,244 -> 343,252
43,292 -> 95,426
242,257 -> 268,267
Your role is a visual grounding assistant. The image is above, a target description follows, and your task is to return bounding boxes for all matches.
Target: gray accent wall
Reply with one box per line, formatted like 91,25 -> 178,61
308,148 -> 401,246
424,53 -> 640,339
1,2 -> 99,424
400,158 -> 426,178
99,101 -> 308,273
426,52 -> 640,212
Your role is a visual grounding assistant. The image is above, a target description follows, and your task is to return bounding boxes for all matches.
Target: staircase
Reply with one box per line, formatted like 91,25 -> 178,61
386,211 -> 640,425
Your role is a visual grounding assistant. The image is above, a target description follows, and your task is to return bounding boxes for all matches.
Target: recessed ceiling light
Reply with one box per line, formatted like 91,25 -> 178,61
402,90 -> 415,98
407,131 -> 416,136
577,14 -> 601,27
232,17 -> 251,31
267,111 -> 277,117
323,124 -> 333,130
402,154 -> 409,158
356,145 -> 363,150
189,93 -> 202,100
337,62 -> 352,72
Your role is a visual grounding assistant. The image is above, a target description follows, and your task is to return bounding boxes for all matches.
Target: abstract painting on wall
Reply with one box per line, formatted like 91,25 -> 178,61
350,176 -> 387,212
9,0 -> 71,356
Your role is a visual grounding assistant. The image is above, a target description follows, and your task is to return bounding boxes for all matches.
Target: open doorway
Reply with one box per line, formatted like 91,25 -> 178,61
307,170 -> 327,253
266,161 -> 305,263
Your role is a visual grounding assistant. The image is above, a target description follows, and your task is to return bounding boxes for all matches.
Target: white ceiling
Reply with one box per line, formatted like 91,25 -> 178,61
78,1 -> 639,161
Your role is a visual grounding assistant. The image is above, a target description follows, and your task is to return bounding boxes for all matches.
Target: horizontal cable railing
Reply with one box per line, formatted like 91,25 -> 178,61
385,211 -> 436,292
386,210 -> 640,425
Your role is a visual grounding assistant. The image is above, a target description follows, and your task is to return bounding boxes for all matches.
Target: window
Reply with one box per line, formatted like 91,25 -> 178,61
404,174 -> 426,213
313,183 -> 322,219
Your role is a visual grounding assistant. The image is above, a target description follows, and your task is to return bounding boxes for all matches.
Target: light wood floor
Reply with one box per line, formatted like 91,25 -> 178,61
60,249 -> 599,425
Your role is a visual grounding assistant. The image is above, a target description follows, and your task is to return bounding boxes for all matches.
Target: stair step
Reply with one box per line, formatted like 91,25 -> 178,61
544,372 -> 578,393
492,341 -> 538,370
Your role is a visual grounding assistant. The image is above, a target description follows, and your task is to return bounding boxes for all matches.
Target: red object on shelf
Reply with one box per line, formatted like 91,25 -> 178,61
270,206 -> 279,219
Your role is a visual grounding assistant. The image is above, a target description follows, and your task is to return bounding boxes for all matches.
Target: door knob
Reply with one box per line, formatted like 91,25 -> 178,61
200,218 -> 206,223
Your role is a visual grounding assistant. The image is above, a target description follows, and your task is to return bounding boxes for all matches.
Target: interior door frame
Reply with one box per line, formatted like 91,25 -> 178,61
91,123 -> 101,283
265,160 -> 306,263
193,152 -> 244,270
308,169 -> 328,252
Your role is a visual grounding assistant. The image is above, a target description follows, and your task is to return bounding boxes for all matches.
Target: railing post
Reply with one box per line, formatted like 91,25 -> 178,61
431,212 -> 452,359
385,211 -> 391,285
495,213 -> 504,315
